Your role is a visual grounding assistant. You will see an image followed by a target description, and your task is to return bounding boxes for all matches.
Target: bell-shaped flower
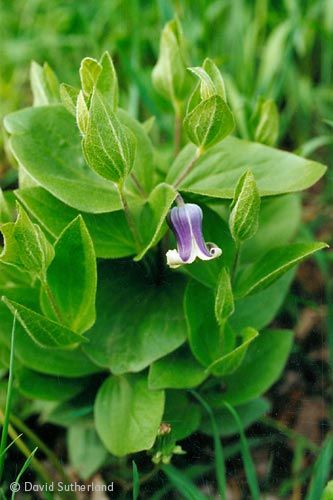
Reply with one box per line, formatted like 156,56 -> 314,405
166,200 -> 222,268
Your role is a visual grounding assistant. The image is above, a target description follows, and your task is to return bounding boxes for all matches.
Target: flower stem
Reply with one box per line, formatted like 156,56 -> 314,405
231,241 -> 241,283
174,147 -> 202,188
118,184 -> 141,252
130,172 -> 147,198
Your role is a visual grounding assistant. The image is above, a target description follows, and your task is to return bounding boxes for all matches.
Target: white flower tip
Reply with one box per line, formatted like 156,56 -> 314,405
166,249 -> 183,268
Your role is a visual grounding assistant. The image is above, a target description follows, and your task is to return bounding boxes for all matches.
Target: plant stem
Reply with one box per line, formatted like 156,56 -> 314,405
41,279 -> 63,324
0,314 -> 16,483
130,172 -> 147,197
174,147 -> 202,188
118,184 -> 141,251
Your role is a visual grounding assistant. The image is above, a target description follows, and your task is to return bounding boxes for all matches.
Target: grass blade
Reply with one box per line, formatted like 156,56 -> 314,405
162,464 -> 207,500
0,314 -> 16,482
190,390 -> 226,499
11,447 -> 38,500
305,434 -> 333,500
132,460 -> 139,500
223,401 -> 260,500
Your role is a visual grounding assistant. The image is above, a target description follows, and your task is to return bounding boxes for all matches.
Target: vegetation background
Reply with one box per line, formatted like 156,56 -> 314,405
0,0 -> 332,498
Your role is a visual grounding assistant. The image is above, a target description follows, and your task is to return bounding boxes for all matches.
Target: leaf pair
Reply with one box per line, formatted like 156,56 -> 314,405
1,210 -> 96,349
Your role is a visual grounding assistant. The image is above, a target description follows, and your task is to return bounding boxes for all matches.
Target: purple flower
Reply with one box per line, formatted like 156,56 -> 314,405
166,201 -> 222,268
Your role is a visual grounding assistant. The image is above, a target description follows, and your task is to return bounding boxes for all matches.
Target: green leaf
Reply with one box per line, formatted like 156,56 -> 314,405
84,261 -> 187,374
4,105 -> 122,213
208,327 -> 258,377
59,83 -> 79,116
184,280 -> 221,367
230,271 -> 294,331
82,90 -> 136,183
184,95 -> 234,149
254,98 -> 279,146
235,242 -> 328,298
166,138 -> 327,197
68,425 -> 108,480
241,194 -> 301,264
97,51 -> 118,110
187,58 -> 227,112
0,205 -> 54,278
16,367 -> 86,401
134,183 -> 177,260
148,345 -> 207,390
0,296 -> 98,377
16,187 -> 135,259
2,297 -> 86,349
30,61 -> 59,106
205,330 -> 293,406
200,398 -> 270,437
79,57 -> 102,97
94,373 -> 164,456
163,391 -> 202,441
181,207 -> 235,288
117,109 -> 155,195
229,170 -> 260,243
215,267 -> 234,325
152,18 -> 190,103
40,216 -> 97,334
306,436 -> 333,500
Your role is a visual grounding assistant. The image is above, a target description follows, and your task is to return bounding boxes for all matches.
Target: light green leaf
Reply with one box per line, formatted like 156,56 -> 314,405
0,205 -> 54,278
60,83 -> 79,116
16,367 -> 86,401
134,183 -> 177,260
166,138 -> 327,197
2,297 -> 86,349
321,480 -> 333,500
40,216 -> 97,334
79,57 -> 102,97
94,374 -> 164,456
200,398 -> 270,437
229,170 -> 260,242
68,425 -> 108,480
254,98 -> 279,146
83,90 -> 136,183
76,90 -> 89,135
152,18 -> 190,103
16,187 -> 135,259
188,67 -> 216,100
30,61 -> 59,106
148,345 -> 207,390
163,391 -> 202,441
235,242 -> 328,298
4,105 -> 122,213
215,267 -> 234,324
230,271 -> 294,331
184,95 -> 234,149
307,436 -> 333,500
97,51 -> 118,110
208,327 -> 258,376
187,58 -> 226,112
84,261 -> 187,374
205,330 -> 293,406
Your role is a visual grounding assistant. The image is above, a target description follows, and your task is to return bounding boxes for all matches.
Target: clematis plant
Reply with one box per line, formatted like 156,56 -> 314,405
0,18 -> 327,486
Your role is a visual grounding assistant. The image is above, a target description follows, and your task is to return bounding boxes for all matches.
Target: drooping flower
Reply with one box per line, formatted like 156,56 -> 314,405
166,197 -> 222,268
